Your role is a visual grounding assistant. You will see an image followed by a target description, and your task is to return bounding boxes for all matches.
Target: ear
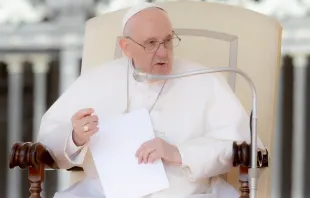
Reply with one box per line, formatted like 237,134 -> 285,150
119,38 -> 132,58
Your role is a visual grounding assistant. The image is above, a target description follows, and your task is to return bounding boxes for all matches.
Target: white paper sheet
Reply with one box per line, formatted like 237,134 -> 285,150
89,109 -> 170,198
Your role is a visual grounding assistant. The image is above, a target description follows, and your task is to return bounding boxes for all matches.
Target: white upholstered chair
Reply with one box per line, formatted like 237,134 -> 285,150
78,1 -> 282,197
9,1 -> 282,198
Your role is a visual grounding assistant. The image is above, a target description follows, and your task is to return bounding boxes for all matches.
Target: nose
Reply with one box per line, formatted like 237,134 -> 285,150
155,43 -> 168,57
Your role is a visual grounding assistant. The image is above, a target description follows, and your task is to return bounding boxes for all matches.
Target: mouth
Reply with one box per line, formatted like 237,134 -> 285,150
155,62 -> 167,67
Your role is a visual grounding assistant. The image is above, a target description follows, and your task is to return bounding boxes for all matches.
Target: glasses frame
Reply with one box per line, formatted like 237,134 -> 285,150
125,30 -> 181,52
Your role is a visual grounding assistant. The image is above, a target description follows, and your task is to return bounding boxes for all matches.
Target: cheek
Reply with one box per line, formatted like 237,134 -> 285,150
133,52 -> 154,71
144,55 -> 155,71
168,50 -> 173,57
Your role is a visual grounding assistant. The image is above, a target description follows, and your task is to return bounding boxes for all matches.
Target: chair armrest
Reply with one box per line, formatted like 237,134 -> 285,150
9,141 -> 83,171
232,141 -> 269,168
9,141 -> 59,170
232,141 -> 269,198
9,141 -> 83,198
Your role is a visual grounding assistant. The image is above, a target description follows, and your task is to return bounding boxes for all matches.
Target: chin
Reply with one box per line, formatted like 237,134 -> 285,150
153,64 -> 172,75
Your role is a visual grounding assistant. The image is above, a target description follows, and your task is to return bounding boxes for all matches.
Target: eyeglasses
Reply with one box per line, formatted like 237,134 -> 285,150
126,32 -> 181,52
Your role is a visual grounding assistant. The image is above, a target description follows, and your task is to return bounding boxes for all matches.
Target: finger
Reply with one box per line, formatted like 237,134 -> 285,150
142,147 -> 156,164
137,150 -> 144,164
137,148 -> 152,164
135,139 -> 155,156
80,115 -> 98,126
73,108 -> 94,120
74,120 -> 97,134
84,127 -> 99,137
82,121 -> 99,134
148,151 -> 160,163
87,121 -> 99,130
136,145 -> 143,157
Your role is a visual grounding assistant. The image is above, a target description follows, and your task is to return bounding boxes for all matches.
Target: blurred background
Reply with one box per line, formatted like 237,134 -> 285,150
0,0 -> 309,198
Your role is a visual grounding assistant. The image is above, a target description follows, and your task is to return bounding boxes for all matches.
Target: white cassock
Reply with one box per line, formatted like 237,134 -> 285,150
38,57 -> 261,198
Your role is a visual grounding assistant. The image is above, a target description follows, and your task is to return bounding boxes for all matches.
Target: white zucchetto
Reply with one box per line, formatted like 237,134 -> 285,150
122,2 -> 165,33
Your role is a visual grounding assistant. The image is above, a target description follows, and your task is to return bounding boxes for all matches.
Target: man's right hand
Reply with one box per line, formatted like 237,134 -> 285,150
71,108 -> 99,146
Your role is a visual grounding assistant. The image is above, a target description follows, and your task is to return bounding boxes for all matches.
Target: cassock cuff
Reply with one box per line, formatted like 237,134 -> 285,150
64,130 -> 88,165
66,130 -> 83,155
177,140 -> 233,182
177,145 -> 197,182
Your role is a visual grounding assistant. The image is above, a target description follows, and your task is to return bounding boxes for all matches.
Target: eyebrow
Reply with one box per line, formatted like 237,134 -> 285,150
145,33 -> 174,42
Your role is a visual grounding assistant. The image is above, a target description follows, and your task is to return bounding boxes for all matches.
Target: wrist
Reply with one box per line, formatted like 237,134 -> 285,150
72,134 -> 86,147
172,147 -> 182,165
74,139 -> 86,147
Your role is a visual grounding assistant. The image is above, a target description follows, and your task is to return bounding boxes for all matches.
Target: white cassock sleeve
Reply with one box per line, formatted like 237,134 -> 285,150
177,75 -> 263,182
37,73 -> 92,169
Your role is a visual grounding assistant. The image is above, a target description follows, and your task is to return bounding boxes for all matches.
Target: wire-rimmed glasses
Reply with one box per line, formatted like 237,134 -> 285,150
126,32 -> 181,52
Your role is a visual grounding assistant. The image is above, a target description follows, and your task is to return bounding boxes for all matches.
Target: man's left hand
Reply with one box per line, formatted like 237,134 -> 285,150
135,138 -> 182,165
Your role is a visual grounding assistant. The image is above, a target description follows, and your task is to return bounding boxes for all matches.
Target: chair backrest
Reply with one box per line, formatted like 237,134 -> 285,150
81,1 -> 282,197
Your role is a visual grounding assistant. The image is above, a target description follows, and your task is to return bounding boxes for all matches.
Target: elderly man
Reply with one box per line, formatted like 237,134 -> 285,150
38,2 -> 254,198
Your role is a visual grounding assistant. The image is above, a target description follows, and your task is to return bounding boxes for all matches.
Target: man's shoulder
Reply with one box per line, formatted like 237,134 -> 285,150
173,58 -> 207,72
173,58 -> 225,85
81,58 -> 128,79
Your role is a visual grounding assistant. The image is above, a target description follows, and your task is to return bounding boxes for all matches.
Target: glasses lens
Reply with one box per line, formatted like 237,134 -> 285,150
145,42 -> 159,52
144,37 -> 181,52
